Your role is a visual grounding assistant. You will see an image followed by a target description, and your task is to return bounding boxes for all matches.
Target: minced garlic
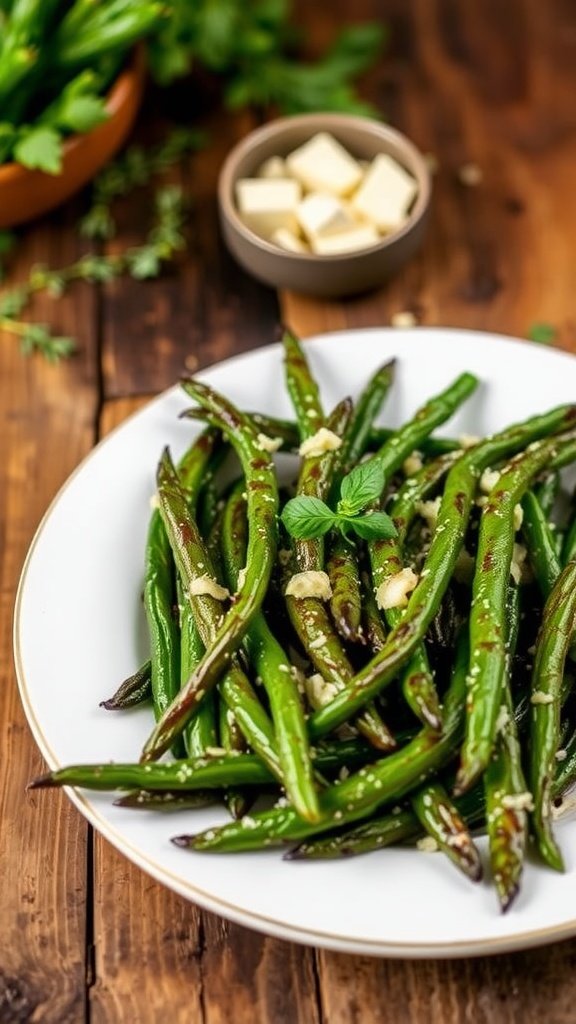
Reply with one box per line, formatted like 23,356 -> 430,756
501,792 -> 534,812
375,567 -> 418,610
189,575 -> 230,601
304,672 -> 340,708
403,451 -> 423,476
530,691 -> 554,705
416,836 -> 438,852
298,428 -> 342,459
257,432 -> 283,453
285,570 -> 332,600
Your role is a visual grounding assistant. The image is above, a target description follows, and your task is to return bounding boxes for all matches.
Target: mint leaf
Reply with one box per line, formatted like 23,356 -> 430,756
338,459 -> 385,516
281,497 -> 336,539
14,127 -> 62,174
345,511 -> 397,541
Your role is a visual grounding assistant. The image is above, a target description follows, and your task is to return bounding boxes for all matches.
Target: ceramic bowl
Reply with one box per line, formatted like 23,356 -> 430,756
218,113 -> 431,298
0,47 -> 146,229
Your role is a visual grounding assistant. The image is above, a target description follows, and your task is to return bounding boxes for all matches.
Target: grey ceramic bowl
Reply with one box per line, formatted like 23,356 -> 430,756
218,113 -> 431,298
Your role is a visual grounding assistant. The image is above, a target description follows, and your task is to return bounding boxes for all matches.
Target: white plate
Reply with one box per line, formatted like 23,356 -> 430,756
14,327 -> 576,958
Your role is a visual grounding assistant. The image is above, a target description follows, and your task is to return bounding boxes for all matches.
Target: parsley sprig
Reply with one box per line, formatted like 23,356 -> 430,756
0,184 -> 186,361
281,460 -> 397,542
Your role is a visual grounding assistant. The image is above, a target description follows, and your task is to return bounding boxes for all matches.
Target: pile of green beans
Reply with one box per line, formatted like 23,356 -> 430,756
30,329 -> 576,913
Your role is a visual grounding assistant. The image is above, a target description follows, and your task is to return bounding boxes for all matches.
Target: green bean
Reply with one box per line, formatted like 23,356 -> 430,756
100,659 -> 151,710
369,428 -> 460,456
174,631 -> 469,853
143,510 -> 180,722
368,454 -> 458,730
371,372 -> 478,486
456,431 -> 576,795
30,755 -> 274,793
141,379 -> 279,762
287,807 -> 420,859
293,398 -> 352,574
53,5 -> 165,67
151,448 -> 281,779
521,490 -> 561,598
284,382 -> 393,749
287,594 -> 396,750
219,698 -> 251,821
309,404 -> 576,741
221,482 -> 321,823
178,580 -> 217,759
529,562 -> 576,870
552,724 -> 576,799
114,790 -> 218,811
359,567 -> 387,653
282,327 -> 324,439
369,533 -> 442,731
329,358 -> 396,486
535,471 -> 560,518
287,785 -> 485,860
326,534 -> 364,644
411,782 -> 482,882
483,585 -> 529,911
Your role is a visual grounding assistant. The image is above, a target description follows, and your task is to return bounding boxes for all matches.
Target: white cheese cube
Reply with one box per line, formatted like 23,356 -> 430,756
286,132 -> 363,197
310,224 -> 379,255
296,192 -> 356,240
352,153 -> 418,232
257,155 -> 288,179
271,227 -> 309,253
236,178 -> 301,238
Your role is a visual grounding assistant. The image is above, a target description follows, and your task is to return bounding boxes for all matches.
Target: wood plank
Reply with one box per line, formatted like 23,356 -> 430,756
316,940 -> 576,1024
1,203 -> 98,1022
100,102 -> 280,399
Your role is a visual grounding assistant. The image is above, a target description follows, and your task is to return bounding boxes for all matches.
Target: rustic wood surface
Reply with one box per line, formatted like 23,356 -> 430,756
3,1 -> 576,1021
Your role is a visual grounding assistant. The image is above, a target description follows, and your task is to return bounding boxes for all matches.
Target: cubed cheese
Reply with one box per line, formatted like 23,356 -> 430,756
271,227 -> 309,253
236,178 -> 301,238
310,224 -> 379,255
257,155 -> 288,179
286,132 -> 363,197
352,153 -> 418,231
296,192 -> 356,239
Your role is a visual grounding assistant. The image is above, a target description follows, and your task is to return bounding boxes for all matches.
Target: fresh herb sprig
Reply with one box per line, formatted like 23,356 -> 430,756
281,459 -> 397,542
149,2 -> 385,116
0,184 -> 186,361
80,127 -> 203,239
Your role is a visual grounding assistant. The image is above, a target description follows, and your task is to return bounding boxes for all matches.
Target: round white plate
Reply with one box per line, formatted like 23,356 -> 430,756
14,328 -> 576,957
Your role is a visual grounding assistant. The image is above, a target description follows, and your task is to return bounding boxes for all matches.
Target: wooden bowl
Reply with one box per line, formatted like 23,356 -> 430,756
0,47 -> 146,229
218,113 -> 431,298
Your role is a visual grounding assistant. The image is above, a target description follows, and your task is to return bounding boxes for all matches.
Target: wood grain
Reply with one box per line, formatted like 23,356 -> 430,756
0,204 -> 97,1023
4,1 -> 576,1021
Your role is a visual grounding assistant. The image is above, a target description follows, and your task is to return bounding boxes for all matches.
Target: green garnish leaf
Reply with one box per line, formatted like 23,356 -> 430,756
14,127 -> 62,174
338,458 -> 385,516
281,497 -> 336,538
528,322 -> 556,345
345,511 -> 397,541
58,94 -> 108,133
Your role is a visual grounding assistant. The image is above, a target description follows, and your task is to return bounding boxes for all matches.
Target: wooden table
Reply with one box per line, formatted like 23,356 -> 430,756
3,2 -> 576,1020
